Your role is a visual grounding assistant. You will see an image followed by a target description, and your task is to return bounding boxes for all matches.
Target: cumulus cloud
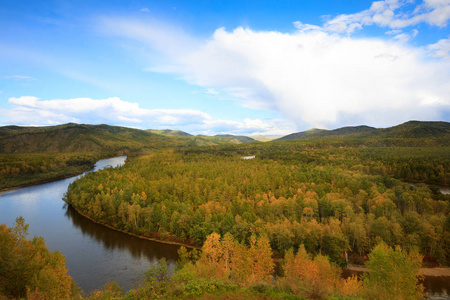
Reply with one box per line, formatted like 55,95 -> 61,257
1,96 -> 288,135
1,96 -> 211,127
99,17 -> 450,129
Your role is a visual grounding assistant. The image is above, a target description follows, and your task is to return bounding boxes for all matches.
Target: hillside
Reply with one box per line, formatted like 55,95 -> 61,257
214,134 -> 258,143
147,129 -> 193,137
2,121 -> 447,155
147,129 -> 259,146
277,121 -> 450,146
0,123 -> 185,154
378,120 -> 450,138
249,135 -> 282,142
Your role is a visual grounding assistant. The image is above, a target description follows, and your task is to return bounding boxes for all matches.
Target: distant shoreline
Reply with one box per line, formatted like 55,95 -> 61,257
70,205 -> 200,250
0,171 -> 89,195
346,264 -> 450,277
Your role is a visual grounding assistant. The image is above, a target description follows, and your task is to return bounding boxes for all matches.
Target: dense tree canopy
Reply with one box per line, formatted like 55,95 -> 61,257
65,145 -> 450,266
0,152 -> 105,191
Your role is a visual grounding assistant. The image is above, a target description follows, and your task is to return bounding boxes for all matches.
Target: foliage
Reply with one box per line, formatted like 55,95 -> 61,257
0,222 -> 425,300
0,123 -> 187,154
195,233 -> 274,285
1,121 -> 447,299
283,245 -> 345,299
66,146 -> 450,265
0,152 -> 104,191
0,217 -> 77,299
362,242 -> 424,299
87,281 -> 123,300
278,121 -> 450,146
116,233 -> 424,299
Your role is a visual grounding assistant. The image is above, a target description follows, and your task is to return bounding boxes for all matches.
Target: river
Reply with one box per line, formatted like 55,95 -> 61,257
0,156 -> 449,298
0,156 -> 179,293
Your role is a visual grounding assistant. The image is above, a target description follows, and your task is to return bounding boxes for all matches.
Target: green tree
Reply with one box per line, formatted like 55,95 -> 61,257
363,242 -> 424,299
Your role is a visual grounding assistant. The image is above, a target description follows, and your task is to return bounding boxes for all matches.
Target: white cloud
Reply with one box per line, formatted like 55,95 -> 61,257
205,88 -> 219,95
321,0 -> 450,34
427,37 -> 450,58
99,18 -> 450,129
2,75 -> 37,80
1,96 -> 211,127
198,118 -> 296,136
140,8 -> 150,13
0,96 -> 290,136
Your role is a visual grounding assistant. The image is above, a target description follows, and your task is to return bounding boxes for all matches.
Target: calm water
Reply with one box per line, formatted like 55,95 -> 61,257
440,186 -> 450,195
0,157 -> 448,296
0,156 -> 179,293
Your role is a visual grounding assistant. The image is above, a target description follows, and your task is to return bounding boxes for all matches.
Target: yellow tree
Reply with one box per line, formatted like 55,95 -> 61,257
245,235 -> 274,284
196,232 -> 223,278
0,217 -> 75,299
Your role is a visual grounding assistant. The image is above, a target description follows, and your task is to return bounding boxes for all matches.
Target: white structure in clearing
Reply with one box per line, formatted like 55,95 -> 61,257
242,155 -> 256,160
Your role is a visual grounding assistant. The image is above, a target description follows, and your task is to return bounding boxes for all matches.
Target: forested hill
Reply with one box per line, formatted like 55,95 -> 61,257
1,121 -> 448,154
147,129 -> 193,137
277,121 -> 450,145
148,129 -> 259,145
0,123 -> 184,154
215,134 -> 258,143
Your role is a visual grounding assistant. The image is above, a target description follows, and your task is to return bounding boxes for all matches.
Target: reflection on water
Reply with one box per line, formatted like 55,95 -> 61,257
64,204 -> 179,263
439,186 -> 450,195
0,156 -> 180,293
1,156 -> 448,295
423,277 -> 450,299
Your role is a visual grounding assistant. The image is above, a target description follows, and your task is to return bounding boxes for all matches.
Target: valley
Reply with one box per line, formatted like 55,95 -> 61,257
0,120 -> 449,299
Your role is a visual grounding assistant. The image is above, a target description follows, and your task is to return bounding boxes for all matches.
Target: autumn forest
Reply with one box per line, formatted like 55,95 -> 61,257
1,121 -> 449,299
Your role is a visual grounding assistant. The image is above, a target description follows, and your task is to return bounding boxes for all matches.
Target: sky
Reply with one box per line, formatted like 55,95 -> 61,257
1,0 -> 450,136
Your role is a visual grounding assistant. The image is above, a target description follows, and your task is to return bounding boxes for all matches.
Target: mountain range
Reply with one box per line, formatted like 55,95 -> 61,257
0,121 -> 448,154
277,121 -> 450,143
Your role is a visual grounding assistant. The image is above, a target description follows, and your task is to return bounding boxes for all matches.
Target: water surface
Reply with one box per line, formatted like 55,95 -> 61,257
0,157 -> 448,297
0,156 -> 179,292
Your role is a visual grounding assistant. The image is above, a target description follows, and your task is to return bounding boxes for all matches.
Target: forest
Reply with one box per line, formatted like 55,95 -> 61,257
2,121 -> 449,299
0,123 -> 260,191
0,218 -> 424,299
65,144 -> 450,266
0,152 -> 105,191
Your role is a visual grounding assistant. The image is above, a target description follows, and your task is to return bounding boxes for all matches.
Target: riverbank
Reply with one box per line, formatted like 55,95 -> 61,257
0,170 -> 90,195
347,264 -> 450,277
72,204 -> 450,277
71,206 -> 200,250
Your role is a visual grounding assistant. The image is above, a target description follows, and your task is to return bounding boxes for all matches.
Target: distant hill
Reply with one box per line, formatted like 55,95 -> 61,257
0,123 -> 261,154
378,121 -> 450,138
277,128 -> 327,140
147,129 -> 259,146
278,126 -> 376,141
277,121 -> 450,145
186,134 -> 259,146
250,135 -> 282,142
147,129 -> 193,137
2,121 -> 447,154
0,123 -> 183,154
214,134 -> 258,143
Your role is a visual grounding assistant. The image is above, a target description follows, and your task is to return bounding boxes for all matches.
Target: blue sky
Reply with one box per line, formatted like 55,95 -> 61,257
1,0 -> 449,135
